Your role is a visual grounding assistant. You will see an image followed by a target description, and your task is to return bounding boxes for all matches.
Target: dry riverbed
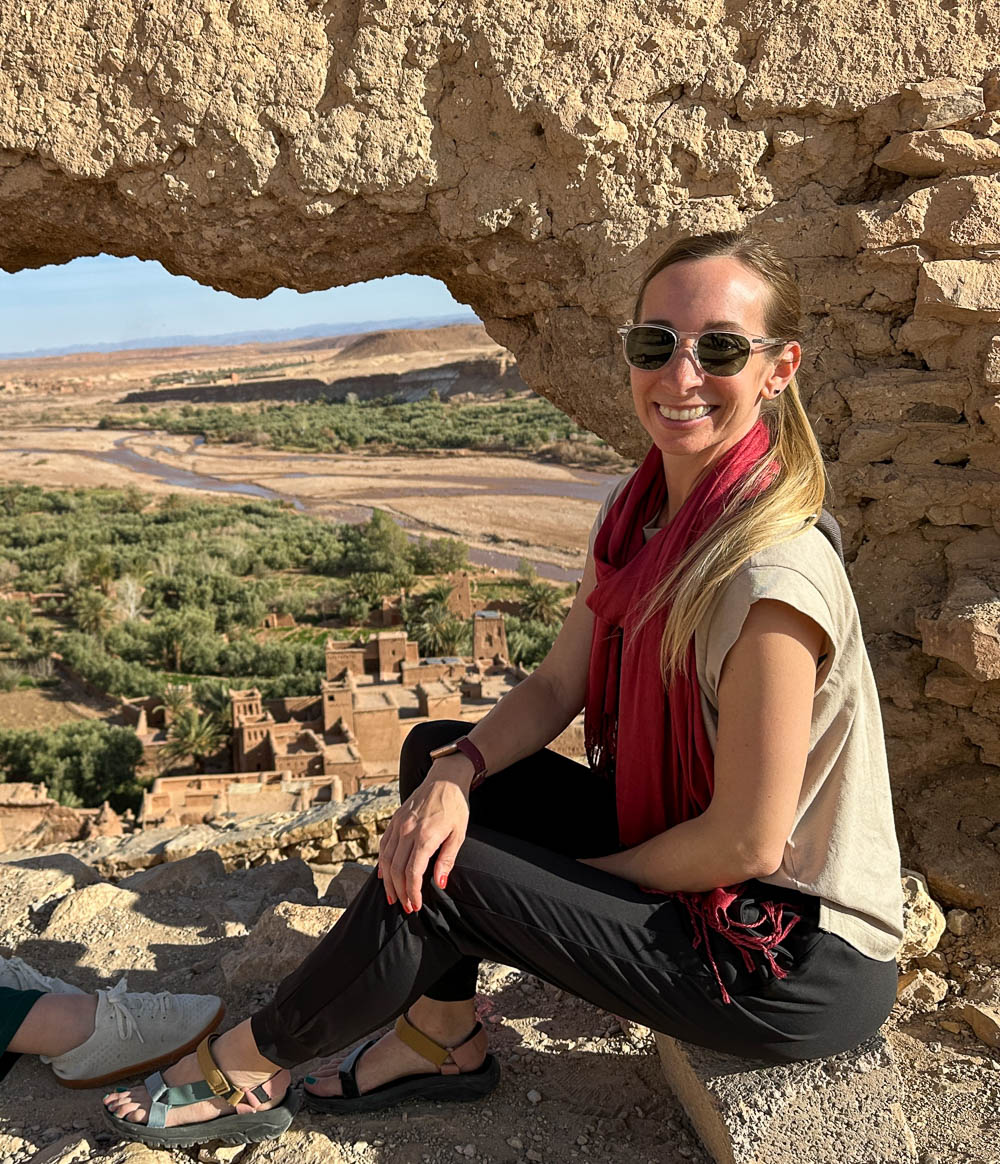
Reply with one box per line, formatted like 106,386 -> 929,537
0,427 -> 624,578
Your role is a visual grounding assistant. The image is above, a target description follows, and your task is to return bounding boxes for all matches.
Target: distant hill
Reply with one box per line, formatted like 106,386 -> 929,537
335,324 -> 497,360
0,311 -> 479,360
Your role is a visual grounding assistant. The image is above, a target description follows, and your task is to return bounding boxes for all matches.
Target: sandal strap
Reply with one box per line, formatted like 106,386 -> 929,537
394,1014 -> 487,1076
140,1038 -> 279,1129
145,1069 -> 218,1128
194,1035 -> 272,1109
338,1035 -> 379,1100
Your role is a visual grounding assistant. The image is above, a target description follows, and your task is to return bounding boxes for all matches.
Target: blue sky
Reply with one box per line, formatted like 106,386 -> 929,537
0,255 -> 472,355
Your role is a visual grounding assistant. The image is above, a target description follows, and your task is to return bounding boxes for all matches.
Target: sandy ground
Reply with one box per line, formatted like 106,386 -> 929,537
0,683 -> 111,732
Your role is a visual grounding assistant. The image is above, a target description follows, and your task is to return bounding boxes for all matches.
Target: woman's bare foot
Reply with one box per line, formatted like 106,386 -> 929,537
103,1020 -> 288,1129
303,998 -> 483,1098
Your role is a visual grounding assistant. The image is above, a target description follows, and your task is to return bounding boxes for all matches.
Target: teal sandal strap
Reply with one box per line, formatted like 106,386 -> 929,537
145,1070 -> 218,1129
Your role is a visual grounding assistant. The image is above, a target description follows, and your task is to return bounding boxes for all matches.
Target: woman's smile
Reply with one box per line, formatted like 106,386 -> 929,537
654,402 -> 718,426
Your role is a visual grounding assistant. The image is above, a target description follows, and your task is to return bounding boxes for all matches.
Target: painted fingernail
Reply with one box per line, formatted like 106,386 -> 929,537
403,902 -> 412,913
377,867 -> 383,879
438,875 -> 447,888
387,894 -> 396,905
304,1075 -> 316,1084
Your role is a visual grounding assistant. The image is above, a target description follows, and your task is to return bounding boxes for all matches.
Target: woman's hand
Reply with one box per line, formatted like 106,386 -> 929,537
378,756 -> 473,913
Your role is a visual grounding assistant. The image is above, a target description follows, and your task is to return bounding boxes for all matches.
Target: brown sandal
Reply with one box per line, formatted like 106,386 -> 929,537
301,1012 -> 500,1114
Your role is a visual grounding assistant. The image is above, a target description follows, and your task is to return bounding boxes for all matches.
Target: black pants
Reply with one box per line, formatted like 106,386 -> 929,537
252,720 -> 897,1067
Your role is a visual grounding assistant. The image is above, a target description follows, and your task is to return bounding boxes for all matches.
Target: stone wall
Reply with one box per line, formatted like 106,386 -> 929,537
0,4 -> 998,905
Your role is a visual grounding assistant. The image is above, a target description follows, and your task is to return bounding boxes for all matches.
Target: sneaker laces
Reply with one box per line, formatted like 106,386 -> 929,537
101,976 -> 172,1044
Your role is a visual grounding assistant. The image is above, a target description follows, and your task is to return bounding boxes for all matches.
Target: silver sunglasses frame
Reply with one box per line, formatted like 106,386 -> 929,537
617,323 -> 788,375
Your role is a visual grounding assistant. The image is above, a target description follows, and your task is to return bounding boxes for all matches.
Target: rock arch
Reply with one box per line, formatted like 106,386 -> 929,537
1,1 -> 999,907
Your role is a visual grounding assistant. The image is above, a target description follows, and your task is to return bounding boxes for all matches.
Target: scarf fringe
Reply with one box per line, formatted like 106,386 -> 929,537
675,885 -> 801,1005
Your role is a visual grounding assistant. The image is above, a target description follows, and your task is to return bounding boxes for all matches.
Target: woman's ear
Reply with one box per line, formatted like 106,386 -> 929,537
762,341 -> 801,399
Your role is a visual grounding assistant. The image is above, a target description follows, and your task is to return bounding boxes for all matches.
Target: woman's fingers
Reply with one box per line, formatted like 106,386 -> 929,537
432,828 -> 465,892
389,831 -> 419,911
379,781 -> 471,911
404,834 -> 446,912
378,820 -> 401,905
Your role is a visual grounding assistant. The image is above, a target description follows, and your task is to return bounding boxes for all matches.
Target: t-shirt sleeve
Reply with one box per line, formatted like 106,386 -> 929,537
699,563 -> 840,704
587,475 -> 632,558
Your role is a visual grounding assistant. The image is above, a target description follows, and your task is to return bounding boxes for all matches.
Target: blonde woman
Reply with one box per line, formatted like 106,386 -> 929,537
104,232 -> 903,1148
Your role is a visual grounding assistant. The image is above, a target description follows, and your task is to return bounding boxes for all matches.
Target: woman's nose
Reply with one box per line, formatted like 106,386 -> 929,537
657,340 -> 703,390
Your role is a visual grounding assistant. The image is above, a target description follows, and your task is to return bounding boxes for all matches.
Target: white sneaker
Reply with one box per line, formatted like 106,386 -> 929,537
49,977 -> 224,1089
0,956 -> 86,995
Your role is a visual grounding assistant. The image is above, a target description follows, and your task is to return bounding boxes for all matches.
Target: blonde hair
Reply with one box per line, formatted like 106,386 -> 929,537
629,231 -> 827,681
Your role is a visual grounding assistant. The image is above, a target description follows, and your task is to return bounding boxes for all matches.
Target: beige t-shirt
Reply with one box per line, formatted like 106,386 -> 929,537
588,476 -> 904,961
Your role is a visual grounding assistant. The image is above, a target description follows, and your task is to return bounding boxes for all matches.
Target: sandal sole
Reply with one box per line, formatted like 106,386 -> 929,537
54,1002 -> 226,1090
102,1088 -> 301,1149
302,1054 -> 500,1115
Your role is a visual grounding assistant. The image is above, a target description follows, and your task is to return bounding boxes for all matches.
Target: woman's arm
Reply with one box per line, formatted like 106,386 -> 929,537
582,598 -> 825,892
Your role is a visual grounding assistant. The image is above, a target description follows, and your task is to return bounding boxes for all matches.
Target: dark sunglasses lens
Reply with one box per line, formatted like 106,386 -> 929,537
624,326 -> 676,370
696,332 -> 751,376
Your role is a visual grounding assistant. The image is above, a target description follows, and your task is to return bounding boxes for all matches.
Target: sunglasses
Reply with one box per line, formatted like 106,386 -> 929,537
617,324 -> 787,377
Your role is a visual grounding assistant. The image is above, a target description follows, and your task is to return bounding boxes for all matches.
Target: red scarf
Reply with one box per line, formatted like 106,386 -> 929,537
585,420 -> 799,1002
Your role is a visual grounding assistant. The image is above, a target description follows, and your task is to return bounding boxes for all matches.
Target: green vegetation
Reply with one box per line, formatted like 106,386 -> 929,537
149,359 -> 310,387
101,396 -> 621,462
0,722 -> 143,810
0,482 -> 573,807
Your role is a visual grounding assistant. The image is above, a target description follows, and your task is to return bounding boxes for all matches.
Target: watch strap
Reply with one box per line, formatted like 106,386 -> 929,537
453,737 -> 488,790
430,735 -> 489,791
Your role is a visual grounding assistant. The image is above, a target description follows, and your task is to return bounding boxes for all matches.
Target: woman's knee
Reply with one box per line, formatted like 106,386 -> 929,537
398,719 -> 469,799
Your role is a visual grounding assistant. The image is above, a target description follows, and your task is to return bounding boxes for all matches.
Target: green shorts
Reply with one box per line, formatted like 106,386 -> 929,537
0,988 -> 43,1083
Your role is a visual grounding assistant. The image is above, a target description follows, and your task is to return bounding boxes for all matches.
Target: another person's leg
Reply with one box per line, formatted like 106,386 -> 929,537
0,958 -> 223,1089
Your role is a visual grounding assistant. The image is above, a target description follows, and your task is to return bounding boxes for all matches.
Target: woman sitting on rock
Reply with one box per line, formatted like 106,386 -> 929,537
104,230 -> 904,1148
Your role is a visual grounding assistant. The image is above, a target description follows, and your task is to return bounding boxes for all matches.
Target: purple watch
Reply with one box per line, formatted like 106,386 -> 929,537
428,736 -> 489,791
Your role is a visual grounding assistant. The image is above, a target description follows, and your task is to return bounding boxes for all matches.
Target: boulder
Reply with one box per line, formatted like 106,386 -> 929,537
896,968 -> 949,1011
119,850 -> 226,893
916,259 -> 1000,322
899,870 -> 947,962
0,859 -> 101,935
322,861 -> 376,908
897,79 -> 986,130
44,882 -> 140,935
654,1032 -> 916,1164
220,901 -> 343,986
875,129 -> 1000,177
962,1003 -> 1000,1049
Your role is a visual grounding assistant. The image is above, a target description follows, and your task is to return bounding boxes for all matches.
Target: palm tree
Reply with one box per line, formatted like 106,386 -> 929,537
520,581 -> 566,627
414,603 -> 468,657
163,707 -> 229,772
154,683 -> 193,726
72,588 -> 115,640
421,581 -> 454,608
83,549 -> 116,596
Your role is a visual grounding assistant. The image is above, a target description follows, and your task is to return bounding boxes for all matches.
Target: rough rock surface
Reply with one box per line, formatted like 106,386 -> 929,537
654,1032 -> 917,1164
1,4 -> 999,917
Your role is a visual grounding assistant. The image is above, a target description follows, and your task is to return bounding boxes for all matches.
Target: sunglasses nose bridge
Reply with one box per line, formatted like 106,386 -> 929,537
657,335 -> 704,380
